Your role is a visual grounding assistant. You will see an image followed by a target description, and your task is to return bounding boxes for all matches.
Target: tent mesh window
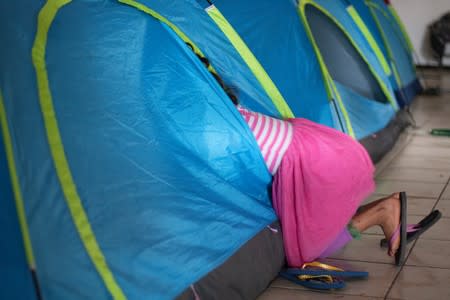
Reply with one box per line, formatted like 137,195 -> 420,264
305,4 -> 389,104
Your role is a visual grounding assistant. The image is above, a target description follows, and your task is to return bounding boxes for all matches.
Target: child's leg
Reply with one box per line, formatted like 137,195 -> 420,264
320,193 -> 401,259
351,193 -> 401,256
319,227 -> 354,258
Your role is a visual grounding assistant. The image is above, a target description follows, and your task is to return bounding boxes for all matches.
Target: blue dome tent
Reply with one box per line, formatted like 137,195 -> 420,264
1,0 -> 412,299
123,0 -> 405,161
0,0 -> 283,299
293,0 -> 410,161
296,0 -> 399,121
0,126 -> 38,300
346,0 -> 422,106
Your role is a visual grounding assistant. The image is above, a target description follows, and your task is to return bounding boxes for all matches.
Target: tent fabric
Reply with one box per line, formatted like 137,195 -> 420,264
122,0 -> 401,141
177,221 -> 285,300
0,1 -> 408,299
127,0 -> 341,131
344,4 -> 392,76
119,0 -> 283,119
347,0 -> 422,106
208,0 -> 337,125
0,104 -> 37,300
359,109 -> 410,163
303,3 -> 389,104
204,5 -> 294,118
334,82 -> 397,139
296,0 -> 398,138
298,0 -> 398,109
166,0 -> 395,139
0,0 -> 278,299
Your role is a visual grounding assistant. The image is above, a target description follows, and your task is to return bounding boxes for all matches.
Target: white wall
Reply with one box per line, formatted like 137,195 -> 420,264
391,0 -> 450,66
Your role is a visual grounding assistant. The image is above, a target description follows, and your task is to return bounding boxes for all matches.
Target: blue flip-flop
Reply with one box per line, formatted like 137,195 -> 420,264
283,267 -> 368,279
279,261 -> 368,290
279,270 -> 346,290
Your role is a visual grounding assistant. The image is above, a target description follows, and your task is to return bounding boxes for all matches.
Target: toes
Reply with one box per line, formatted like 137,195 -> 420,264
388,247 -> 397,256
391,192 -> 400,200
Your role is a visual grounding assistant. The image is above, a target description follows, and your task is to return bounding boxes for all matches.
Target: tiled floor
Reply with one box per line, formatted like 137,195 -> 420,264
258,69 -> 450,300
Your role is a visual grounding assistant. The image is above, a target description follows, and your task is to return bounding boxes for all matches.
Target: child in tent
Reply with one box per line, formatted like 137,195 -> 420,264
189,45 -> 441,267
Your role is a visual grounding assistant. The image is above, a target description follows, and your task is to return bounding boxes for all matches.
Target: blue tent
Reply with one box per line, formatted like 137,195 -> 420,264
346,0 -> 422,106
1,0 -> 409,298
125,0 -> 399,142
0,0 -> 277,299
296,0 -> 400,119
0,124 -> 37,300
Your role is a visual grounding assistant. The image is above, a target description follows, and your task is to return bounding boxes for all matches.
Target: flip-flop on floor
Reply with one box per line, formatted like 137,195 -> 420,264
279,262 -> 368,290
279,270 -> 346,290
389,191 -> 407,266
380,209 -> 442,248
283,261 -> 368,279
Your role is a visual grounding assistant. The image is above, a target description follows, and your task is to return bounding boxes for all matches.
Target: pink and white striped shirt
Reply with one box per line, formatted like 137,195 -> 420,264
237,106 -> 293,174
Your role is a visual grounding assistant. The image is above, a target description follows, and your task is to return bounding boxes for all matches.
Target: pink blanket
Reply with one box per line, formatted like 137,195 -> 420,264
272,118 -> 375,267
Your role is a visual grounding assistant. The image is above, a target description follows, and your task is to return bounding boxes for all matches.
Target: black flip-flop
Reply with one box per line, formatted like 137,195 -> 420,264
380,209 -> 442,248
388,191 -> 407,266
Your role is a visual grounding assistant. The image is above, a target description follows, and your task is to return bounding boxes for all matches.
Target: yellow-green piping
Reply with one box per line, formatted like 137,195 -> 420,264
205,5 -> 294,118
31,1 -> 126,299
0,91 -> 36,270
299,1 -> 398,111
118,0 -> 216,74
346,5 -> 391,76
298,1 -> 356,137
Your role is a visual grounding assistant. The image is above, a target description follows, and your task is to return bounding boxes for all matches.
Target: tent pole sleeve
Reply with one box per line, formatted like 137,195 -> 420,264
346,5 -> 392,76
205,5 -> 294,118
298,1 -> 355,137
31,1 -> 126,299
387,6 -> 414,53
300,1 -> 398,111
118,0 -> 217,74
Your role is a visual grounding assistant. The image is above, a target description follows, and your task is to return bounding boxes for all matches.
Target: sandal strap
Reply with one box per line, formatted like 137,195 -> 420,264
407,224 -> 421,232
298,274 -> 335,282
389,224 -> 401,247
301,261 -> 344,272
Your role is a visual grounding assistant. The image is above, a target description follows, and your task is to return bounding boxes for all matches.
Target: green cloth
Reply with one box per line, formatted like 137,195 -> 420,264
348,223 -> 362,240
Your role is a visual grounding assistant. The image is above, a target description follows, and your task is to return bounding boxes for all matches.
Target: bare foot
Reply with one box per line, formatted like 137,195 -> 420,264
351,193 -> 402,257
378,193 -> 401,256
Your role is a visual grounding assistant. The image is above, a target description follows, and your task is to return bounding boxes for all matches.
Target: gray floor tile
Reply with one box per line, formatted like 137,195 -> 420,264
408,135 -> 450,147
271,260 -> 399,298
389,155 -> 450,170
405,197 -> 438,216
362,227 -> 384,236
399,145 -> 450,159
407,239 -> 450,268
374,180 -> 444,198
257,287 -> 382,300
435,200 -> 450,216
409,113 -> 429,127
361,193 -> 390,205
426,119 -> 450,128
328,235 -> 412,265
377,167 -> 450,183
442,184 -> 450,200
387,266 -> 450,300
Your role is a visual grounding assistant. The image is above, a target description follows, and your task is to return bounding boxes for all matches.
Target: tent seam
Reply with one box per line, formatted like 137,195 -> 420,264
0,91 -> 36,270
